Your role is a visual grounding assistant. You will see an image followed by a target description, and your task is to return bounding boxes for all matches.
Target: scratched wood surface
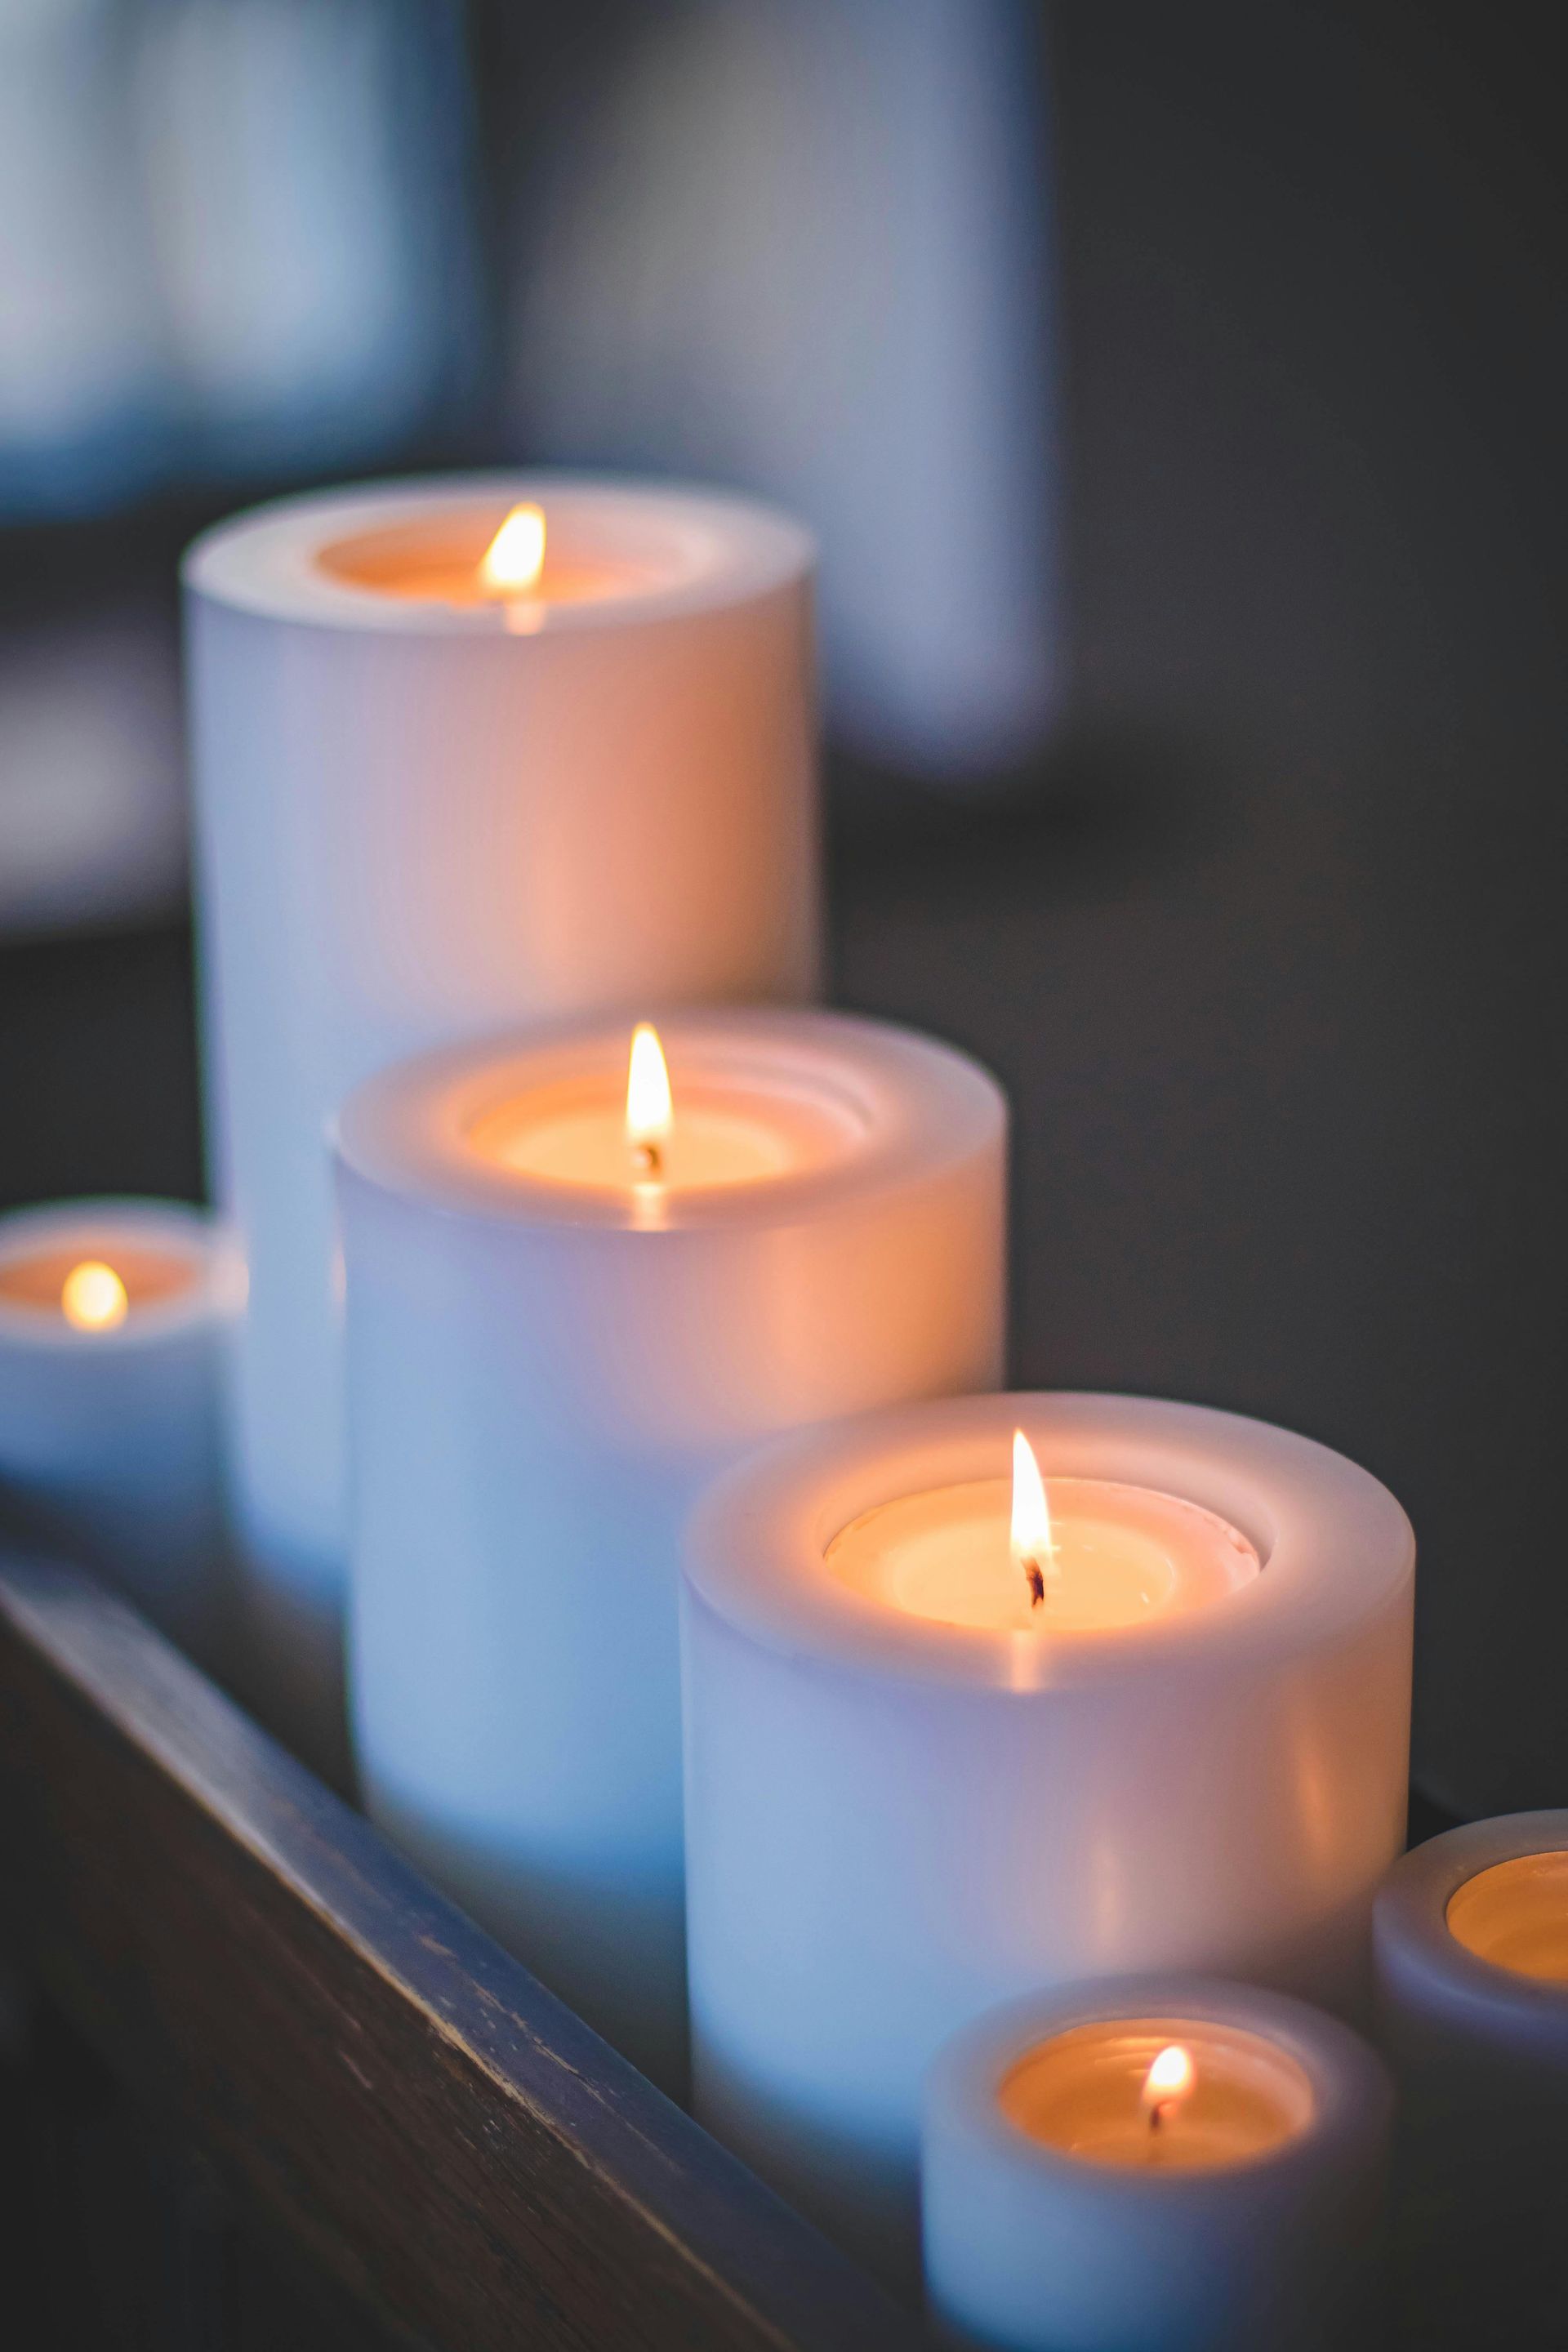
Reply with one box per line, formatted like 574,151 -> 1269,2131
0,1544 -> 926,2352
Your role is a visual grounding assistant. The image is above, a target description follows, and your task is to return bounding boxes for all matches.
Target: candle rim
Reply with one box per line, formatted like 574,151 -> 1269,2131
1375,1811 -> 1568,2024
183,472 -> 814,637
927,1975 -> 1388,2195
0,1199 -> 241,1346
333,1009 -> 1006,1236
684,1390 -> 1414,1691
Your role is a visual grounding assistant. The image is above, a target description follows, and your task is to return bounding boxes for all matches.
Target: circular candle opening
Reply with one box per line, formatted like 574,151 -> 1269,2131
315,504 -> 703,608
1446,1851 -> 1568,1984
826,1477 -> 1260,1633
0,1242 -> 198,1322
1000,2019 -> 1314,2171
466,1071 -> 872,1196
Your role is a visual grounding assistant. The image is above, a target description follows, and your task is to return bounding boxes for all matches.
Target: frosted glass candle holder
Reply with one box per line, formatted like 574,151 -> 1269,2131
185,474 -> 819,1764
1374,1811 -> 1568,2351
336,1008 -> 1005,2094
0,1199 -> 240,1669
922,1976 -> 1392,2352
682,1390 -> 1414,2278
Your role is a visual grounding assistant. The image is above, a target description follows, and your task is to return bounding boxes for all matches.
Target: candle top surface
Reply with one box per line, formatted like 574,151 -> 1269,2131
826,1472 -> 1259,1634
184,474 -> 813,635
999,2019 -> 1315,2172
0,1201 -> 234,1343
335,1009 -> 1005,1235
684,1390 -> 1414,1689
1446,1852 -> 1568,1985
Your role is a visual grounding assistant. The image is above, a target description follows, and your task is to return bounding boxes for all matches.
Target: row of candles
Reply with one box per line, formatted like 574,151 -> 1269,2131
0,474 -> 1562,2348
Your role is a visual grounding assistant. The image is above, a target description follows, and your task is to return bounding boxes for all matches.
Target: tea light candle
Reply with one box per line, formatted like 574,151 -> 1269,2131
0,1200 -> 240,1668
185,474 -> 819,1763
1374,1811 -> 1568,2350
336,1009 -> 1005,2094
923,1976 -> 1393,2351
682,1392 -> 1414,2278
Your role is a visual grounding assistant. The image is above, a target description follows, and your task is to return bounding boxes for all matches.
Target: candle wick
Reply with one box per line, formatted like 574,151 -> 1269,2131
1024,1555 -> 1046,1609
631,1140 -> 664,1179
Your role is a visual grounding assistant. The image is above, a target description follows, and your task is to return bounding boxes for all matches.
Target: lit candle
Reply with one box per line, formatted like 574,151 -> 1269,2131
185,474 -> 820,1771
0,1200 -> 241,1668
335,1009 -> 1005,2093
1374,1811 -> 1568,2350
922,1978 -> 1393,2351
682,1391 -> 1414,2278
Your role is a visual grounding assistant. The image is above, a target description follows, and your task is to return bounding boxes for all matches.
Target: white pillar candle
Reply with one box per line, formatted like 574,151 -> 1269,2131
185,474 -> 819,1756
922,1976 -> 1392,2351
336,1009 -> 1005,2095
682,1392 -> 1413,2278
0,1199 -> 239,1668
1374,1811 -> 1568,2350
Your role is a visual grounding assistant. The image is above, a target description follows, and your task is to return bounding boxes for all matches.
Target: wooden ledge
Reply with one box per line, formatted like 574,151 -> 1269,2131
0,1547 -> 925,2350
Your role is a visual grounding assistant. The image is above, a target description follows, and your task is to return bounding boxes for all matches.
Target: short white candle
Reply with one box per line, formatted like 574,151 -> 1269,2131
1374,1811 -> 1568,2350
0,1199 -> 239,1667
682,1392 -> 1413,2277
922,1977 -> 1393,2351
336,1009 -> 1005,2093
185,474 -> 819,1760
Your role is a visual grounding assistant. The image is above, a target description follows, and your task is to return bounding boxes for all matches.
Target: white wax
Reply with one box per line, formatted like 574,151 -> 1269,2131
1374,1811 -> 1568,2350
0,1200 -> 240,1670
185,474 -> 819,1768
923,1977 -> 1392,2351
682,1391 -> 1414,2281
336,1010 -> 1005,2094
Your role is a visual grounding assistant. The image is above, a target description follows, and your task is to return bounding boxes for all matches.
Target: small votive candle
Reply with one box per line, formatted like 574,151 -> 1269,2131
0,1199 -> 240,1668
923,1977 -> 1392,2352
336,1009 -> 1005,2096
682,1391 -> 1413,2280
1374,1811 -> 1568,2351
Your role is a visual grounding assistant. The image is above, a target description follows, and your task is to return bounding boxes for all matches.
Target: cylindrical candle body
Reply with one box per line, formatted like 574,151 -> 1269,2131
1374,1812 -> 1568,2351
683,1392 -> 1414,2278
336,1010 -> 1005,2093
185,475 -> 818,1758
923,1977 -> 1392,2352
0,1200 -> 238,1668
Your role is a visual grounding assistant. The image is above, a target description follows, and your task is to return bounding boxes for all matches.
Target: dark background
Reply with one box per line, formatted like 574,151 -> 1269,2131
3,0 -> 1565,1830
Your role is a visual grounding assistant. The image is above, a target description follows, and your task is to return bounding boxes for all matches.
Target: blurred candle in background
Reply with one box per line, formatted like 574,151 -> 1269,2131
185,474 -> 819,1777
0,1198 -> 238,1672
336,1009 -> 1005,2094
923,1979 -> 1393,2351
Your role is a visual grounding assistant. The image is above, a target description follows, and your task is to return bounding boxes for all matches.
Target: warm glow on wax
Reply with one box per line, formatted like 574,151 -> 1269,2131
60,1260 -> 129,1331
479,503 -> 546,595
1142,2042 -> 1196,2129
1010,1429 -> 1056,1609
626,1023 -> 674,1178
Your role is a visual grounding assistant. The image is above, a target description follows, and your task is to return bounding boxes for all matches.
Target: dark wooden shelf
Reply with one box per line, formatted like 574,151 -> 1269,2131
0,1544 -> 926,2351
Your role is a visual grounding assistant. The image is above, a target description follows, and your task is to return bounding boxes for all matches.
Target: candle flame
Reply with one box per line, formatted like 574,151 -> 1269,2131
479,503 -> 546,595
626,1022 -> 673,1178
60,1259 -> 128,1331
1141,2043 -> 1195,2127
1010,1429 -> 1054,1608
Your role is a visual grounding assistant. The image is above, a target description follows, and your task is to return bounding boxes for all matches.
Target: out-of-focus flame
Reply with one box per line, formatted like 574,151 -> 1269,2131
479,503 -> 546,595
1141,2043 -> 1195,2123
60,1260 -> 128,1331
626,1023 -> 674,1174
1010,1429 -> 1054,1605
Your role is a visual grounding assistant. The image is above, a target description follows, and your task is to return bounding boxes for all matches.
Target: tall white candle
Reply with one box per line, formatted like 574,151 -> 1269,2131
336,1009 -> 1005,2094
0,1199 -> 239,1669
1374,1811 -> 1568,2351
185,474 -> 819,1764
682,1392 -> 1414,2278
923,1977 -> 1393,2351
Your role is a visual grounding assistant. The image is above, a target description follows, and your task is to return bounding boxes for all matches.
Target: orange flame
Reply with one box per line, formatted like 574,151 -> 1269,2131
60,1260 -> 128,1331
626,1024 -> 673,1176
1010,1430 -> 1055,1606
1141,2043 -> 1195,2125
479,503 -> 546,595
